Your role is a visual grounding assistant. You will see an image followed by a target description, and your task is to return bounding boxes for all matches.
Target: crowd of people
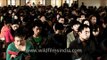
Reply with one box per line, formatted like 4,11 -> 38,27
0,1 -> 107,60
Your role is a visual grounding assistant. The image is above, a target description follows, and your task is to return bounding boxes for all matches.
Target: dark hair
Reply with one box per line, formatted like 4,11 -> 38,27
92,25 -> 99,32
55,23 -> 64,30
58,16 -> 64,20
39,14 -> 45,19
32,20 -> 43,29
78,24 -> 90,32
4,18 -> 12,24
82,19 -> 90,26
14,27 -> 27,38
12,20 -> 19,25
88,15 -> 96,21
70,21 -> 81,27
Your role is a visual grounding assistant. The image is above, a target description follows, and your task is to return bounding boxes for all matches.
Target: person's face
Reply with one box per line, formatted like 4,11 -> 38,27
57,14 -> 60,19
6,23 -> 12,28
11,24 -> 19,31
81,15 -> 85,19
14,36 -> 25,46
55,30 -> 64,35
102,23 -> 107,28
14,15 -> 18,20
58,18 -> 65,24
72,24 -> 80,32
40,16 -> 46,22
91,16 -> 97,25
79,28 -> 90,41
20,16 -> 24,20
8,10 -> 12,14
83,21 -> 90,26
33,26 -> 41,36
92,28 -> 100,37
12,13 -> 15,16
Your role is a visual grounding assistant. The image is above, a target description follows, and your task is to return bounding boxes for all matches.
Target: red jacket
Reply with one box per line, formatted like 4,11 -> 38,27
0,25 -> 14,43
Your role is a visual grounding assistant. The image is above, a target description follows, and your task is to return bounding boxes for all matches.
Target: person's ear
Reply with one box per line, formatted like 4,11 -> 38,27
71,27 -> 73,29
78,31 -> 81,35
32,27 -> 35,31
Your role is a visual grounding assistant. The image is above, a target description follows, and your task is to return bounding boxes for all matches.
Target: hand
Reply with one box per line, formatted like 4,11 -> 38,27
18,51 -> 25,55
25,55 -> 31,60
10,54 -> 16,59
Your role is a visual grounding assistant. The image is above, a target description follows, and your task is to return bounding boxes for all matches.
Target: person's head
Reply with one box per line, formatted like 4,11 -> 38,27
58,16 -> 65,24
56,14 -> 60,19
82,2 -> 84,5
80,14 -> 85,20
71,21 -> 81,32
54,23 -> 64,34
101,18 -> 107,28
89,15 -> 97,25
92,25 -> 100,37
32,21 -> 42,36
82,19 -> 90,26
8,10 -> 12,14
14,27 -> 27,46
20,15 -> 24,20
39,15 -> 46,22
4,18 -> 12,27
11,20 -> 19,31
13,15 -> 18,20
78,24 -> 90,41
102,22 -> 107,28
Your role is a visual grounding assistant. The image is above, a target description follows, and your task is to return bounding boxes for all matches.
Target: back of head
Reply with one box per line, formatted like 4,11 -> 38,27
55,23 -> 64,30
4,18 -> 12,25
32,20 -> 43,29
78,24 -> 90,32
14,27 -> 27,38
70,20 -> 81,27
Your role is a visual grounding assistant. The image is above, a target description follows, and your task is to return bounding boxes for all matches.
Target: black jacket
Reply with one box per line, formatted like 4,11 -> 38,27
69,38 -> 97,60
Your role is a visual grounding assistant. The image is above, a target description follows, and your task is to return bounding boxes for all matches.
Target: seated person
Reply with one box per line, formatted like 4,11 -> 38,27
27,21 -> 47,49
69,24 -> 96,60
67,21 -> 80,48
27,20 -> 48,60
6,27 -> 35,60
0,19 -> 14,46
49,23 -> 66,48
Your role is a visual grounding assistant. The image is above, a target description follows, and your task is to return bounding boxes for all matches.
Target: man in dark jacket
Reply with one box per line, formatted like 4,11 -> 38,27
69,24 -> 96,60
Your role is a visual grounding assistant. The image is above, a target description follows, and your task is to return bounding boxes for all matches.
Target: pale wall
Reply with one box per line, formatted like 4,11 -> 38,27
16,0 -> 20,6
78,0 -> 107,8
0,0 -> 7,6
0,0 -> 107,7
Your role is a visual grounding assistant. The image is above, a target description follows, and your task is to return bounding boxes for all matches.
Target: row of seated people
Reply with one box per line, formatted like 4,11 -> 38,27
0,17 -> 107,60
0,3 -> 107,60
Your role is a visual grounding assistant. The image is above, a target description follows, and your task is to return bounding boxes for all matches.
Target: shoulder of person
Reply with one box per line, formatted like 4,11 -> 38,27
27,36 -> 34,41
67,31 -> 73,36
7,42 -> 15,50
69,39 -> 78,48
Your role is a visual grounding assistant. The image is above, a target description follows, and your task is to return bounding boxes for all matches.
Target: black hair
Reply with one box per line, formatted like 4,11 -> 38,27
88,15 -> 96,21
12,20 -> 19,25
32,20 -> 43,29
78,24 -> 90,32
39,14 -> 45,19
82,19 -> 90,25
4,18 -> 12,24
14,27 -> 27,38
55,23 -> 64,30
70,20 -> 81,27
59,16 -> 64,19
92,25 -> 99,32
